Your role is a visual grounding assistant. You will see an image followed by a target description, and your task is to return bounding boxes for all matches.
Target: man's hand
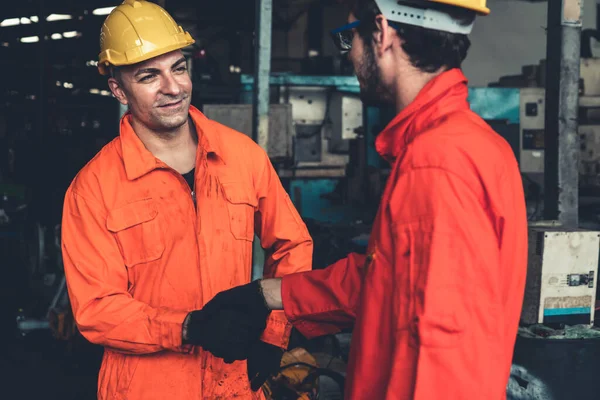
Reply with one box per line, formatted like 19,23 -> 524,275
201,279 -> 273,319
182,279 -> 284,365
183,307 -> 264,363
182,280 -> 274,363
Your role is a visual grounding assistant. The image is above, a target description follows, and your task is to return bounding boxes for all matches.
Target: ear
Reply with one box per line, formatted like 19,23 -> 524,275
108,77 -> 128,105
372,15 -> 395,57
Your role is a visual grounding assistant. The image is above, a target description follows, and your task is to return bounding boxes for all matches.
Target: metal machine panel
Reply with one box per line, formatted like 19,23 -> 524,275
278,85 -> 350,173
522,226 -> 599,326
295,124 -> 322,162
519,88 -> 545,174
283,86 -> 329,124
579,124 -> 600,184
202,104 -> 293,158
329,92 -> 362,153
238,75 -> 361,175
288,178 -> 357,223
580,58 -> 600,96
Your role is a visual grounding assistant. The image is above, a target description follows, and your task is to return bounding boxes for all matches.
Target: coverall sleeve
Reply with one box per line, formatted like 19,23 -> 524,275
253,151 -> 314,348
387,167 -> 486,399
280,252 -> 366,338
61,189 -> 191,355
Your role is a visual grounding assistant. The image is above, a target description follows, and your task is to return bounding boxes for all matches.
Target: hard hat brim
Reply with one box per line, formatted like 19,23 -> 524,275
98,38 -> 195,76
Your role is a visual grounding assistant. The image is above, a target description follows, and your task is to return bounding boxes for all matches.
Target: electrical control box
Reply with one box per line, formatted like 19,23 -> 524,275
519,88 -> 545,174
522,226 -> 599,326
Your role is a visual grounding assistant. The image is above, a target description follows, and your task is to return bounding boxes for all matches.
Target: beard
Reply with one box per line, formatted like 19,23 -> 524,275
148,95 -> 192,134
355,41 -> 394,108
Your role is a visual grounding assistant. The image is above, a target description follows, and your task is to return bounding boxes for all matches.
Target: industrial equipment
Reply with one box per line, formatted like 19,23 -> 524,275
579,124 -> 600,187
235,74 -> 381,223
202,104 -> 294,160
521,224 -> 599,326
469,85 -> 600,192
519,88 -> 545,174
239,74 -> 365,176
263,347 -> 321,400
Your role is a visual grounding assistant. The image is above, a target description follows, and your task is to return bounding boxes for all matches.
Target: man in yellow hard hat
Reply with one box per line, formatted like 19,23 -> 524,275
60,1 -> 313,398
199,0 -> 529,399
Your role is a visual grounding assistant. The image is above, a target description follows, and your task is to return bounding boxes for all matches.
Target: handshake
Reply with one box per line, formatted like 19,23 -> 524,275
181,279 -> 283,391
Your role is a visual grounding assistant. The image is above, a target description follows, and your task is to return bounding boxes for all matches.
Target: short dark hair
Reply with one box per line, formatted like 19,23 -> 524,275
109,66 -> 122,82
350,0 -> 475,72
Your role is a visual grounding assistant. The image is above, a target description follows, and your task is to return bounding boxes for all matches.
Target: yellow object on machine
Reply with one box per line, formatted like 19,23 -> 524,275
263,348 -> 321,400
48,307 -> 78,341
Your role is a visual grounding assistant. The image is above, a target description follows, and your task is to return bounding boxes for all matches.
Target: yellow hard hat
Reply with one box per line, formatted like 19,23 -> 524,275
98,0 -> 195,75
430,0 -> 489,15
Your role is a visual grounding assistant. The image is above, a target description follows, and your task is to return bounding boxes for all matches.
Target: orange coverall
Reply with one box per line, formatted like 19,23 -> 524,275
281,69 -> 528,399
61,106 -> 313,399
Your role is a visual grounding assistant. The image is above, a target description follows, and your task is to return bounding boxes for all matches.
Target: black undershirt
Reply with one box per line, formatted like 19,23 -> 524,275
182,168 -> 195,190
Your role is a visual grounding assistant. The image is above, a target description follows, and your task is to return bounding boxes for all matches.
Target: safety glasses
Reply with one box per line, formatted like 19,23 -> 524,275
330,20 -> 400,54
330,21 -> 361,54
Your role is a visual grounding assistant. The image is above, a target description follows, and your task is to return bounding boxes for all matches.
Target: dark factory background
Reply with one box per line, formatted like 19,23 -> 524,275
1,1 -> 600,399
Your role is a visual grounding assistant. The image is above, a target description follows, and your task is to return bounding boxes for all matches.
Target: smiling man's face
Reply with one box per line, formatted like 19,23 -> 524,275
109,50 -> 192,133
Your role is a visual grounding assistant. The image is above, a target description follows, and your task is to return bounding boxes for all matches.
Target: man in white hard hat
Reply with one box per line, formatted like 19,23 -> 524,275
199,1 -> 529,398
61,1 -> 313,398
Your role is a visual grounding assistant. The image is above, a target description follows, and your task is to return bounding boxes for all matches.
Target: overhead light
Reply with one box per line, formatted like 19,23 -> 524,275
63,82 -> 74,89
86,60 -> 98,67
0,18 -> 20,27
89,89 -> 100,94
62,31 -> 80,38
46,14 -> 72,22
100,90 -> 111,96
20,36 -> 39,43
20,17 -> 31,24
92,7 -> 116,16
1,42 -> 9,47
30,16 -> 39,23
56,81 -> 61,87
51,33 -> 62,40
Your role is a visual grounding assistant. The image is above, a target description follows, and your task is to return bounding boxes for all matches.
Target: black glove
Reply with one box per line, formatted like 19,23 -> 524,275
247,340 -> 284,391
184,308 -> 263,363
201,280 -> 271,327
184,280 -> 272,363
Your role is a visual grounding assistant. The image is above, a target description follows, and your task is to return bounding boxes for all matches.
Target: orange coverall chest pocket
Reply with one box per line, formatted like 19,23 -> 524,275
221,182 -> 257,241
106,199 -> 165,267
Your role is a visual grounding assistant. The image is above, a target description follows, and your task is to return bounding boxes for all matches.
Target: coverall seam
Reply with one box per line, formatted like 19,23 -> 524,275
287,306 -> 355,322
70,189 -> 109,219
396,166 -> 496,215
